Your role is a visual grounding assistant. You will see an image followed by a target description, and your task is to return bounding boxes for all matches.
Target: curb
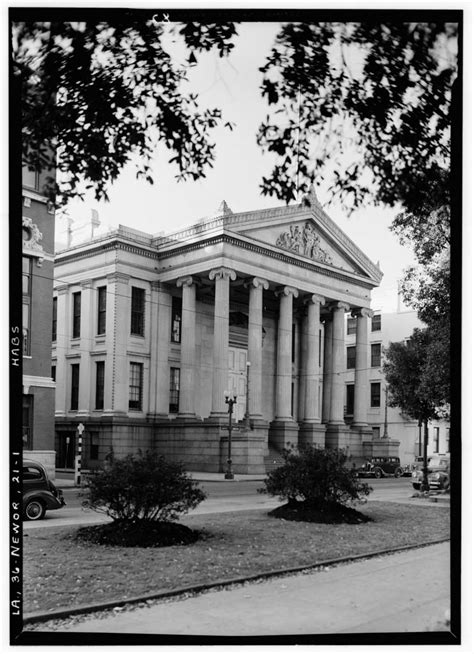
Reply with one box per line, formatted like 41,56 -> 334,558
23,538 -> 450,626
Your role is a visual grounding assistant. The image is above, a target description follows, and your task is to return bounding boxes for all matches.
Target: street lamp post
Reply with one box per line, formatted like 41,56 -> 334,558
224,390 -> 237,480
243,361 -> 251,430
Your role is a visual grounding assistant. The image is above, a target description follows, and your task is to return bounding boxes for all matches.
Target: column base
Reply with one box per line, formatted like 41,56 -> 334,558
298,422 -> 326,448
177,413 -> 202,423
325,424 -> 351,450
269,420 -> 299,451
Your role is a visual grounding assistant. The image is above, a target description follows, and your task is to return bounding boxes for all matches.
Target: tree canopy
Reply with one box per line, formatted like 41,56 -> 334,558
14,19 -> 237,205
13,17 -> 458,210
257,21 -> 458,210
383,327 -> 448,423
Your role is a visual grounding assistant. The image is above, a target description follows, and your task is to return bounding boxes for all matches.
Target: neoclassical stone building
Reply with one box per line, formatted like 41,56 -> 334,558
53,190 -> 393,473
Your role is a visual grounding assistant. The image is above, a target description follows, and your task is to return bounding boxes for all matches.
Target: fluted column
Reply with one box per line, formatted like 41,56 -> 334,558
106,273 -> 130,413
322,316 -> 333,423
209,267 -> 236,416
155,284 -> 172,416
303,294 -> 325,421
54,285 -> 69,416
274,286 -> 298,420
77,280 -> 94,414
353,307 -> 372,426
245,277 -> 269,419
177,276 -> 198,417
329,302 -> 350,424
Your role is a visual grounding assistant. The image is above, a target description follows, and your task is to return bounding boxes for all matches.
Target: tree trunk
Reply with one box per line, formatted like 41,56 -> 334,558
421,419 -> 429,492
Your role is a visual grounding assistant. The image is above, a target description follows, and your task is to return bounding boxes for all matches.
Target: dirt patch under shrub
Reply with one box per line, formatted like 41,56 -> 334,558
75,519 -> 202,548
268,501 -> 372,524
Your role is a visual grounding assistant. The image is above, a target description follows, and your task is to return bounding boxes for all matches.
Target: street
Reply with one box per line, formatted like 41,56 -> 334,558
24,477 -> 423,531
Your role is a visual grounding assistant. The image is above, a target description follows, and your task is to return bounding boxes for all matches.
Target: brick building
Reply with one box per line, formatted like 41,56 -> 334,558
22,166 -> 56,477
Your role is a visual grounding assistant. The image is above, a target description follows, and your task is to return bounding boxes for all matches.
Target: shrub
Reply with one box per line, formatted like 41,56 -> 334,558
260,446 -> 372,509
82,450 -> 206,523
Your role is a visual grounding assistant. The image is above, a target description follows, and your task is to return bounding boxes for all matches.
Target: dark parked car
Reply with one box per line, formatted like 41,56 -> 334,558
412,454 -> 450,491
23,460 -> 66,520
357,456 -> 404,479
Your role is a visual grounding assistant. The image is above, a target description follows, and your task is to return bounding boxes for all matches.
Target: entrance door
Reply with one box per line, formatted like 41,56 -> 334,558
228,347 -> 248,422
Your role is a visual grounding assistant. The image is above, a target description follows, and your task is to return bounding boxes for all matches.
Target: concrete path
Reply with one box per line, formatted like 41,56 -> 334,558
54,542 -> 450,636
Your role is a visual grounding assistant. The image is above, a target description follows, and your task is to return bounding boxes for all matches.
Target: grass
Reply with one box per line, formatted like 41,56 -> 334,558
24,501 -> 450,616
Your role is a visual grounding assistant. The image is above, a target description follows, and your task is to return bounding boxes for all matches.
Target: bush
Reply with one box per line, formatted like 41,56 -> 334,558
82,450 -> 206,523
260,446 -> 372,510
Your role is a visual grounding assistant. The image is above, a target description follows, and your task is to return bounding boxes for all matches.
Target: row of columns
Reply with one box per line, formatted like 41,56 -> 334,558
176,267 -> 371,428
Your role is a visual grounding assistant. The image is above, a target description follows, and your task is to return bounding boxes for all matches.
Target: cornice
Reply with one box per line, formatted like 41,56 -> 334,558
55,238 -> 159,265
159,234 -> 376,290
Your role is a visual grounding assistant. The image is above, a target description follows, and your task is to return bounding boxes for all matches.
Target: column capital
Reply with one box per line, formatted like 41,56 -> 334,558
275,285 -> 299,299
177,275 -> 200,289
56,284 -> 69,295
330,301 -> 350,313
244,276 -> 269,291
304,293 -> 326,307
209,267 -> 236,282
80,279 -> 94,289
352,307 -> 373,319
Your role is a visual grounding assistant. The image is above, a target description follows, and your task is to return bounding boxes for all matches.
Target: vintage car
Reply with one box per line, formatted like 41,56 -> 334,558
357,456 -> 404,479
411,454 -> 450,491
23,460 -> 66,520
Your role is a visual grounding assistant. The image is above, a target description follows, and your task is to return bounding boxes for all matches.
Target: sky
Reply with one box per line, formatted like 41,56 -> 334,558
55,20 -> 417,314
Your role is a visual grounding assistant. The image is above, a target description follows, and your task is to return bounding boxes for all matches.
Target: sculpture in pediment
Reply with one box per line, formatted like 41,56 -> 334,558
276,221 -> 332,264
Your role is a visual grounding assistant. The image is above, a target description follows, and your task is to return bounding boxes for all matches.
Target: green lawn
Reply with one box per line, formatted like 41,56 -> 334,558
24,502 -> 450,616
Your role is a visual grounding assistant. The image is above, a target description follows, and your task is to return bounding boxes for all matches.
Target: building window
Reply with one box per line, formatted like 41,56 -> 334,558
23,257 -> 32,355
22,395 -> 33,448
446,428 -> 450,453
345,384 -> 354,416
371,343 -> 381,368
95,361 -> 105,410
370,382 -> 381,408
89,432 -> 100,460
129,362 -> 143,410
434,427 -> 440,453
372,314 -> 381,332
131,287 -> 145,336
71,364 -> 80,410
171,296 -> 182,343
347,317 -> 356,335
97,286 -> 107,335
51,365 -> 56,382
346,346 -> 356,369
23,166 -> 38,190
52,297 -> 57,342
372,426 -> 380,439
169,367 -> 180,413
72,292 -> 81,339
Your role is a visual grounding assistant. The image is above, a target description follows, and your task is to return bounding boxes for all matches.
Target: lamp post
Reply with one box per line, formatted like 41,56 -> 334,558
224,390 -> 237,480
243,361 -> 251,430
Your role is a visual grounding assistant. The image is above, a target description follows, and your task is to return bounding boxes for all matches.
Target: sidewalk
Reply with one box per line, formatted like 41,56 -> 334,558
45,542 -> 451,636
55,470 -> 266,487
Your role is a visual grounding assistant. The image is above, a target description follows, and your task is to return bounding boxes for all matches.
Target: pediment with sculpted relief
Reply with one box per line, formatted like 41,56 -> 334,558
234,217 -> 368,276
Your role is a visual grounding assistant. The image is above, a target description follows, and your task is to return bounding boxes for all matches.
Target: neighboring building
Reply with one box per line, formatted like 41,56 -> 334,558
343,309 -> 450,466
53,190 -> 395,474
22,166 -> 56,478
